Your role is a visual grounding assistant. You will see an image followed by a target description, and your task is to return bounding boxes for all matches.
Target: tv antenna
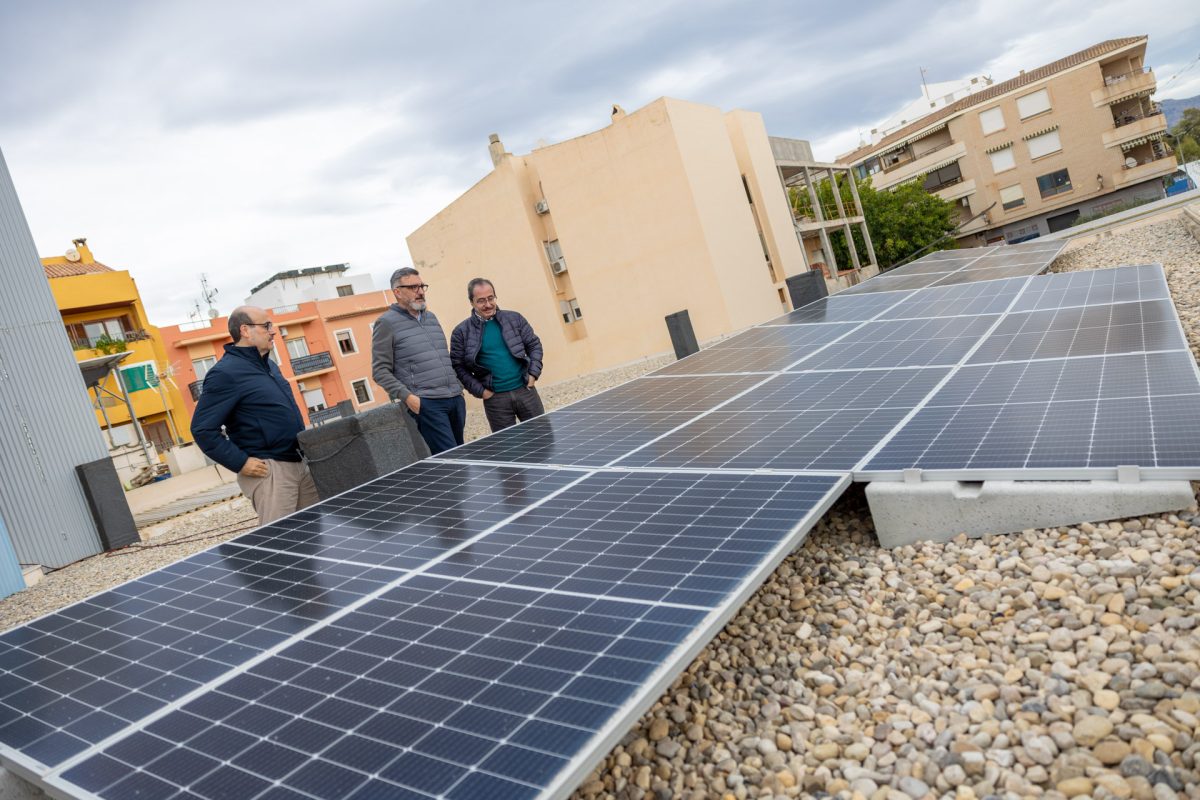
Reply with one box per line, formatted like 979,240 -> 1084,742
199,274 -> 219,318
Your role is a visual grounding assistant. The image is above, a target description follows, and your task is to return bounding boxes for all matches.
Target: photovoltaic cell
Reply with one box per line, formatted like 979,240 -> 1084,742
0,546 -> 396,769
930,265 -> 1055,286
652,323 -> 858,375
435,411 -> 699,467
231,462 -> 580,569
1011,264 -> 1169,312
556,375 -> 741,414
430,471 -> 845,606
968,300 -> 1186,363
792,316 -> 999,369
862,352 -> 1200,473
879,278 -> 1026,319
616,368 -> 947,471
764,291 -> 907,324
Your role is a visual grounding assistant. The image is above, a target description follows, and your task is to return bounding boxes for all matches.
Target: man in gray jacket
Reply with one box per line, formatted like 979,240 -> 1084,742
371,267 -> 465,454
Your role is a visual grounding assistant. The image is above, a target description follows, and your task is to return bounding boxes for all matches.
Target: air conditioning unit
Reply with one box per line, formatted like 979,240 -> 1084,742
534,199 -> 550,215
550,258 -> 568,275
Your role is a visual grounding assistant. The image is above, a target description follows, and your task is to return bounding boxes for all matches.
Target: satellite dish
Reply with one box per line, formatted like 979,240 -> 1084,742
1124,156 -> 1137,169
208,308 -> 219,319
65,248 -> 81,262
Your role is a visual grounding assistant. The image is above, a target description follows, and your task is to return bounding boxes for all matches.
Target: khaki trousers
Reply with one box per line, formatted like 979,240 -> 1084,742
236,459 -> 320,526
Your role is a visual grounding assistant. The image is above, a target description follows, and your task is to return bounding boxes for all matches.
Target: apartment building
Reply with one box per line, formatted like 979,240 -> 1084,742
839,37 -> 1175,243
246,262 -> 375,307
406,97 -> 844,383
159,288 -> 392,426
41,239 -> 192,455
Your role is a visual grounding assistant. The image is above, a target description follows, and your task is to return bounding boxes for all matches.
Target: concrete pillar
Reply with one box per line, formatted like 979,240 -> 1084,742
802,166 -> 838,273
847,174 -> 878,267
829,169 -> 861,270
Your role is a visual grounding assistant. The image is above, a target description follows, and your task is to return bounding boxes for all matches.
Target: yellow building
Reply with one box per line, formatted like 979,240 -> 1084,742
41,239 -> 190,455
407,97 -> 867,384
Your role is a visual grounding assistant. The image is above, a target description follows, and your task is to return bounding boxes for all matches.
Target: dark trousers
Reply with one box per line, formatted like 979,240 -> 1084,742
483,386 -> 545,432
412,395 -> 466,455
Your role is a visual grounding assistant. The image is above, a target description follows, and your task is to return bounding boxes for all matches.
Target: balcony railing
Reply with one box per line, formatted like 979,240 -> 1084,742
1093,67 -> 1156,108
1102,65 -> 1152,86
307,406 -> 344,426
70,329 -> 151,351
924,175 -> 963,193
290,350 -> 334,375
189,380 -> 203,401
1114,108 -> 1162,128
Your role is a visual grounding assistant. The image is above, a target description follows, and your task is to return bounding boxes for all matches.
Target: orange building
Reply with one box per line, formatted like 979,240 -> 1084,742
159,290 -> 395,425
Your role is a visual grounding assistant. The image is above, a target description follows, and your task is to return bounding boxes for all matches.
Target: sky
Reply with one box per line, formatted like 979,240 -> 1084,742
2,0 -> 1198,326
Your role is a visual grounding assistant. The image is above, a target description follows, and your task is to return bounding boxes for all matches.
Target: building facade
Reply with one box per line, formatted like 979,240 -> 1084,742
160,290 -> 393,426
405,97 -> 846,384
839,37 -> 1175,244
246,263 -> 375,308
41,239 -> 192,456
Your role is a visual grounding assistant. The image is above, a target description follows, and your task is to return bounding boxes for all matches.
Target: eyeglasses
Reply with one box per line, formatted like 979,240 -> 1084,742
244,321 -> 274,331
472,295 -> 497,305
396,283 -> 430,292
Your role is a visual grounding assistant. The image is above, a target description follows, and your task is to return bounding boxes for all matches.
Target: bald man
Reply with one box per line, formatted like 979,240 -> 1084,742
191,305 -> 318,525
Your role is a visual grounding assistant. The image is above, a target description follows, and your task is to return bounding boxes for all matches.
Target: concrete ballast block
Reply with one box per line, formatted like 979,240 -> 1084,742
867,479 -> 1195,548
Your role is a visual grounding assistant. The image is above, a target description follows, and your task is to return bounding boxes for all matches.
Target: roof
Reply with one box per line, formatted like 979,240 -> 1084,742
42,260 -> 116,279
838,36 -> 1146,164
250,263 -> 350,295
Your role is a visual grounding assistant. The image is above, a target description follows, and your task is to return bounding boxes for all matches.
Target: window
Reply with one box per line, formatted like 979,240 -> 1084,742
334,329 -> 356,355
999,184 -> 1026,210
336,284 -> 354,297
560,298 -> 583,324
1026,129 -> 1062,160
979,107 -> 1005,135
66,315 -> 134,348
989,146 -> 1015,173
285,338 -> 309,360
741,175 -> 754,204
192,356 -> 216,380
1016,88 -> 1051,119
923,162 -> 962,192
1036,168 -> 1072,198
301,387 -> 326,414
351,379 -> 372,404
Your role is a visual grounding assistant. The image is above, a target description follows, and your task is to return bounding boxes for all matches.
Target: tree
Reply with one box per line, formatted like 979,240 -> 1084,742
1169,108 -> 1200,165
791,175 -> 958,269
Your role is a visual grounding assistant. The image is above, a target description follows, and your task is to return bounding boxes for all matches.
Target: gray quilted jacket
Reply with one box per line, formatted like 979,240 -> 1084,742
371,306 -> 462,402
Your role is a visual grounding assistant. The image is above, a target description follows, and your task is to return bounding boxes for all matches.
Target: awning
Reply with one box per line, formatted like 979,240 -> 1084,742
1106,87 -> 1153,106
984,141 -> 1012,154
917,155 -> 961,176
1120,132 -> 1165,151
1022,124 -> 1059,140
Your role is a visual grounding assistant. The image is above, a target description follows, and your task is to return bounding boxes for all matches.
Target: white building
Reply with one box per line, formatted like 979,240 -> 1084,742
245,263 -> 375,308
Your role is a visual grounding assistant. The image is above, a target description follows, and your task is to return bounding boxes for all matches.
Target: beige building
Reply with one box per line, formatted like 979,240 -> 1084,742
839,36 -> 1175,244
407,98 -> 861,383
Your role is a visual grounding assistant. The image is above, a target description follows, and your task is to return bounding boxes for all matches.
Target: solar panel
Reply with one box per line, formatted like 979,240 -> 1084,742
653,323 -> 859,375
792,316 -> 999,369
879,278 -> 1027,319
859,352 -> 1200,477
846,240 -> 1065,294
762,291 -> 907,324
37,470 -> 847,800
1011,264 -> 1169,312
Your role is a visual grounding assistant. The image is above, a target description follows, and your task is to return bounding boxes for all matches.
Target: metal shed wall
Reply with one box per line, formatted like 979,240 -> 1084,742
0,146 -> 106,567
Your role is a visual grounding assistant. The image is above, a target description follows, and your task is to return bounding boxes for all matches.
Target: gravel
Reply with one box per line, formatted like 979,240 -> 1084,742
3,218 -> 1199,799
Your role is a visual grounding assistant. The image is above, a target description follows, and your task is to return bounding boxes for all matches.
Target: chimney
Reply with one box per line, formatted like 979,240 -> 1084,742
611,104 -> 626,121
487,134 -> 506,167
71,237 -> 93,263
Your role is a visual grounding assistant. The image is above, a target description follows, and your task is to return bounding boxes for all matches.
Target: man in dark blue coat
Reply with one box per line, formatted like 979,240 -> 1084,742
450,278 -> 545,432
190,305 -> 318,525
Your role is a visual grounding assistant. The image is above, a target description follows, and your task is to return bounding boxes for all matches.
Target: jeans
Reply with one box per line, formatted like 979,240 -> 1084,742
411,395 -> 467,455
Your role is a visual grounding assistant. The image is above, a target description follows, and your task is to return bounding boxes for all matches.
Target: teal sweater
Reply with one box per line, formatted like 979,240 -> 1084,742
477,318 -> 524,392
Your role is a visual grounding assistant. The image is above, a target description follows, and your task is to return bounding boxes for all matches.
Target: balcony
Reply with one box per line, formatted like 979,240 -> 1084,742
189,380 -> 203,402
308,405 -> 345,426
935,178 -> 976,202
290,351 -> 334,376
1102,112 -> 1166,149
1113,152 -> 1178,190
874,141 -> 967,190
70,329 -> 151,352
1092,67 -> 1155,107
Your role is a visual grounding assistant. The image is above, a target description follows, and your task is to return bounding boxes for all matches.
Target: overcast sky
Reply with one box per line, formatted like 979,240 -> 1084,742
2,0 -> 1197,325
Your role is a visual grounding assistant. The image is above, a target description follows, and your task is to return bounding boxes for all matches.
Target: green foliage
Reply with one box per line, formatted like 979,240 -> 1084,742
1071,196 -> 1157,227
92,333 -> 128,355
1169,107 -> 1200,164
790,175 -> 957,269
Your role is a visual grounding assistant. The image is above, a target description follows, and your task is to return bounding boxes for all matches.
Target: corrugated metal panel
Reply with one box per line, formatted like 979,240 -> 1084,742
0,146 -> 106,567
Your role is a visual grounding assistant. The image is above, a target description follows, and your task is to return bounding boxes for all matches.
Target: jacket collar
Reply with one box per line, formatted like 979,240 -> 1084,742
391,303 -> 425,322
223,342 -> 272,368
472,307 -> 501,324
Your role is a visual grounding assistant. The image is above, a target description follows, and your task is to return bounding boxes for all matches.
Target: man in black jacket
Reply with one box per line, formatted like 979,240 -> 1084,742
191,305 -> 318,525
450,278 -> 545,432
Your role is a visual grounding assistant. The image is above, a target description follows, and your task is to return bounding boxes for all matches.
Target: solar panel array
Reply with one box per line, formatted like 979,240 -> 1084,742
842,239 -> 1067,294
4,243 -> 1200,800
